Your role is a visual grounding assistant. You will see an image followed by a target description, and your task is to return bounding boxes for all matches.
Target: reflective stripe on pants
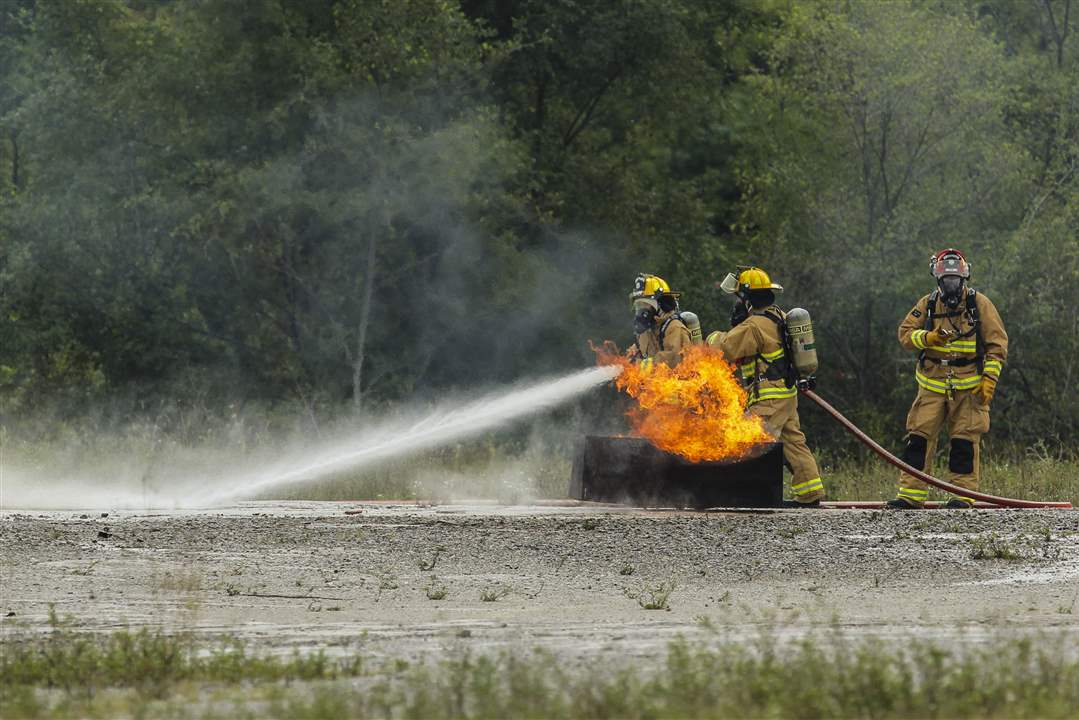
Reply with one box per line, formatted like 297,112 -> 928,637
748,396 -> 825,502
897,386 -> 990,502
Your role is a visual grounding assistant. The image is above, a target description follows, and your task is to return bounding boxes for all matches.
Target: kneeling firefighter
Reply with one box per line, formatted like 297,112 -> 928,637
627,273 -> 702,368
706,268 -> 825,506
890,249 -> 1008,509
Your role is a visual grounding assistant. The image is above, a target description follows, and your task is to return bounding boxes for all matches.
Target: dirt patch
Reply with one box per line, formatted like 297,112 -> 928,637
2,502 -> 1077,662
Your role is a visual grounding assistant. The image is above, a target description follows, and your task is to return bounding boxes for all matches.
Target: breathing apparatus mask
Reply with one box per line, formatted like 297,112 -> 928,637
938,275 -> 965,308
633,299 -> 658,335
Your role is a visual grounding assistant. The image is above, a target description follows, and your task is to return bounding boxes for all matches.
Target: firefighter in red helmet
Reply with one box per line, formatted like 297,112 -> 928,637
889,249 -> 1008,509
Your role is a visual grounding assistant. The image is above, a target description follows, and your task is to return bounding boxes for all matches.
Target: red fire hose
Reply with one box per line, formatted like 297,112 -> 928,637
802,389 -> 1073,509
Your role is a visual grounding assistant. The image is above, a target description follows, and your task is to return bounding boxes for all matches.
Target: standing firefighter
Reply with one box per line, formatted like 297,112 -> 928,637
706,268 -> 826,506
627,273 -> 697,368
889,249 -> 1008,509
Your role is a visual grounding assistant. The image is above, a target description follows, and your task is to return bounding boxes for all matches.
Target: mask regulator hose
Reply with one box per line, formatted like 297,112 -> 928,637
801,389 -> 1072,509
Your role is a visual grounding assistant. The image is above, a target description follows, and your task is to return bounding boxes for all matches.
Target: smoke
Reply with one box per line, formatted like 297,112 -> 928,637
1,74 -> 644,512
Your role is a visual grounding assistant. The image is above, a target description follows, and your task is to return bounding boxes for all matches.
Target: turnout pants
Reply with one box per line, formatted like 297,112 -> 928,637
897,386 -> 990,505
748,396 -> 825,502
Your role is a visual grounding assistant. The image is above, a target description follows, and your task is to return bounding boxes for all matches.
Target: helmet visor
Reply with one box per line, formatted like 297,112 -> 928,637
932,253 -> 969,279
632,298 -> 658,313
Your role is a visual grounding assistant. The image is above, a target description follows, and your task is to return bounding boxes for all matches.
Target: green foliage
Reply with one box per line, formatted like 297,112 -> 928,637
0,611 -> 361,700
1,0 -> 1078,456
4,627 -> 1079,718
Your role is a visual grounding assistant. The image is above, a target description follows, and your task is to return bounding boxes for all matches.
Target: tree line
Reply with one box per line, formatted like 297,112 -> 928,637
1,0 -> 1077,451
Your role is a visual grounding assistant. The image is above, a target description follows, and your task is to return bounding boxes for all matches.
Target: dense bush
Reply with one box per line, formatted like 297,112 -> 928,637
2,0 -> 1077,451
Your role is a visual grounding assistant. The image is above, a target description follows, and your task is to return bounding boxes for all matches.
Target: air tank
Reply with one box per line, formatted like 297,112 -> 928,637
680,311 -> 703,344
785,307 -> 818,377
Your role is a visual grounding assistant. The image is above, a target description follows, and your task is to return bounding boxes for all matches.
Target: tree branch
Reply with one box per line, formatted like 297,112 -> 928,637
562,67 -> 623,150
1042,0 -> 1071,68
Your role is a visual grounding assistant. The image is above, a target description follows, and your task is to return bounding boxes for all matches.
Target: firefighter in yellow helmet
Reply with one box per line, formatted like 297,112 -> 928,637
627,273 -> 691,368
889,249 -> 1008,509
705,268 -> 826,506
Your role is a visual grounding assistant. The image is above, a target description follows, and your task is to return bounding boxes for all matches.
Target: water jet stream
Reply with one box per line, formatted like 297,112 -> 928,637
193,365 -> 622,505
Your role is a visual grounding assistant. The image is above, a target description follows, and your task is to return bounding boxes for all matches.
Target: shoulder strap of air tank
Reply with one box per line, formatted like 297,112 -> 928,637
967,288 -> 980,322
919,292 -> 939,369
927,290 -> 967,320
968,288 -> 984,373
948,288 -> 980,340
759,307 -> 786,327
754,308 -> 793,384
658,313 -> 679,350
924,291 -> 940,328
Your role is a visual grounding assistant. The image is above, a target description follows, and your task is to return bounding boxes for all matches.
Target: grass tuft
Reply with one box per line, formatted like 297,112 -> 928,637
424,577 -> 448,600
815,453 -> 1079,505
479,584 -> 511,602
625,581 -> 675,610
4,624 -> 1079,718
969,532 -> 1024,560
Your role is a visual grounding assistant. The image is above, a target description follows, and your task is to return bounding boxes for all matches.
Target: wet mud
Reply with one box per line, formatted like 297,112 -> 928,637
2,502 -> 1077,662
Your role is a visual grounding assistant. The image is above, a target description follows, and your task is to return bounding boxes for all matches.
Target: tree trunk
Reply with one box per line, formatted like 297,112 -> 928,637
352,232 -> 378,411
10,130 -> 20,191
861,295 -> 873,399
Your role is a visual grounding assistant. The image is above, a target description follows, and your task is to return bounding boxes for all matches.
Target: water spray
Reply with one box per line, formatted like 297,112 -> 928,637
193,365 -> 622,505
0,367 -> 621,510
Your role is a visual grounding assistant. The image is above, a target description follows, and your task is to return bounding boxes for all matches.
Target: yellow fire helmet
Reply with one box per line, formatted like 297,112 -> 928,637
630,273 -> 681,301
737,267 -> 783,294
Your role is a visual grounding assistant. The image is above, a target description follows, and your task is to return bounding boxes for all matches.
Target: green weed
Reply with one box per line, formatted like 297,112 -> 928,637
626,581 -> 675,610
6,630 -> 1079,719
479,585 -> 511,602
0,623 -> 360,703
813,453 -> 1079,506
424,577 -> 448,600
969,533 -> 1024,560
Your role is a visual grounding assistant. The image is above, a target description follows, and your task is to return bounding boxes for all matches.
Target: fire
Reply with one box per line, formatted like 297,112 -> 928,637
594,342 -> 773,462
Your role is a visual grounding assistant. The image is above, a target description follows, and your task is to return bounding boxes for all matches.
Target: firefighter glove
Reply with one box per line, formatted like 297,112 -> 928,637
639,357 -> 655,371
924,327 -> 954,347
974,373 -> 997,406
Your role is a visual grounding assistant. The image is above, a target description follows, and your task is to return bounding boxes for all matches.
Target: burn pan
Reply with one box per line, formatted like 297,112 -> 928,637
569,436 -> 784,509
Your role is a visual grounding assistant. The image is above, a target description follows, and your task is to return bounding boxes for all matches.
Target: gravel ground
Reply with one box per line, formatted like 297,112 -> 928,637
2,501 -> 1078,663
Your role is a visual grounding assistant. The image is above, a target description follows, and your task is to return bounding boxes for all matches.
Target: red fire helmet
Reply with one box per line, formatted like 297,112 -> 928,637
930,248 -> 971,279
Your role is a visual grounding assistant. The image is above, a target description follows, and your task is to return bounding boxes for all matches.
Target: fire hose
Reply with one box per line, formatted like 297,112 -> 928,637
802,389 -> 1073,509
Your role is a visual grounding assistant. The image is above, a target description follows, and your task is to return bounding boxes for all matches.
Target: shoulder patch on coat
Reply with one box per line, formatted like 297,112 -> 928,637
910,309 -> 922,318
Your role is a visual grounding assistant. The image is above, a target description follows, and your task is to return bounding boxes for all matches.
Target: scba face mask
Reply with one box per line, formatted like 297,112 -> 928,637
633,300 -> 658,334
939,276 -> 965,307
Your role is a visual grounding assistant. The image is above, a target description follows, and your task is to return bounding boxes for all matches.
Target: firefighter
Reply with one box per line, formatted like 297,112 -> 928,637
889,249 -> 1008,509
706,268 -> 826,506
627,273 -> 692,368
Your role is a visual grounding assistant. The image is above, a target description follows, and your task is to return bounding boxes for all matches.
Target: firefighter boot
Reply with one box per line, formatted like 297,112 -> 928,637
782,499 -> 822,509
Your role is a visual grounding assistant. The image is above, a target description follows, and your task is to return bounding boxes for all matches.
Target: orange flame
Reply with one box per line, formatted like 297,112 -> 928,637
593,342 -> 773,462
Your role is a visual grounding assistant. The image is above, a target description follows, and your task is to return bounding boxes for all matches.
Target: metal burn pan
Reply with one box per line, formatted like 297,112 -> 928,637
569,436 -> 784,509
